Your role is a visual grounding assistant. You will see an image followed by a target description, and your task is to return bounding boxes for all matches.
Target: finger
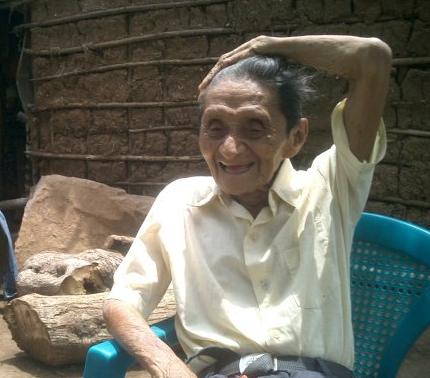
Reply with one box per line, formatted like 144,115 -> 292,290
198,48 -> 255,90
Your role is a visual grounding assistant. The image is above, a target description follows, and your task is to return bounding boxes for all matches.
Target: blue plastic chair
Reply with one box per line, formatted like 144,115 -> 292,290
83,212 -> 430,378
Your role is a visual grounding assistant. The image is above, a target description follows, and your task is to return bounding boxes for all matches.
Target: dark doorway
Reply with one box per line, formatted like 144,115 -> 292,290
0,6 -> 27,234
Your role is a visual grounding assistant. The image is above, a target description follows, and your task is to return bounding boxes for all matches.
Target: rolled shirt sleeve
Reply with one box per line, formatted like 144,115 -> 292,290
107,196 -> 172,319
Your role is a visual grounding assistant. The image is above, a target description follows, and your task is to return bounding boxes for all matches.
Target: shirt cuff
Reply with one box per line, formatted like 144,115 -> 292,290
107,286 -> 146,316
331,99 -> 387,170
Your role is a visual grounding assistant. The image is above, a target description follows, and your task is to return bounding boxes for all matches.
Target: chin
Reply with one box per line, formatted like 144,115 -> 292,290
218,182 -> 255,197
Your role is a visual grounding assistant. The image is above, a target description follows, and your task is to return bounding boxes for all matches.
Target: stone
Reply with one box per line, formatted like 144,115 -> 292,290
416,0 -> 430,21
369,164 -> 399,198
401,69 -> 430,101
164,36 -> 208,59
324,0 -> 352,22
129,8 -> 189,34
381,20 -> 411,57
48,160 -> 87,179
399,166 -> 430,201
76,15 -> 127,44
234,0 -> 273,31
408,20 -> 430,56
130,131 -> 168,155
78,70 -> 129,102
79,0 -> 128,13
129,108 -> 164,129
86,132 -> 129,155
296,0 -> 324,23
353,0 -> 382,23
397,103 -> 430,131
405,208 -> 430,229
131,40 -> 165,61
130,66 -> 163,102
205,3 -> 229,27
87,161 -> 127,183
208,34 -> 243,56
14,175 -> 154,268
365,200 -> 407,220
168,130 -> 200,155
90,110 -> 128,134
164,66 -> 205,101
165,106 -> 200,127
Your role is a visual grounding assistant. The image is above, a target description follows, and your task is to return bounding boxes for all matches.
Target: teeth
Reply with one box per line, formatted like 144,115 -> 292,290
219,162 -> 253,174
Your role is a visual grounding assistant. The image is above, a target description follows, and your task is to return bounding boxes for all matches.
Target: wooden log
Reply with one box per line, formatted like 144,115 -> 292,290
3,288 -> 176,365
103,235 -> 134,256
16,249 -> 123,296
3,292 -> 110,366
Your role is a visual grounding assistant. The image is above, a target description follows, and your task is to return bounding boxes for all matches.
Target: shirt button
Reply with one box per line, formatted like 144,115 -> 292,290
260,279 -> 269,290
248,232 -> 257,241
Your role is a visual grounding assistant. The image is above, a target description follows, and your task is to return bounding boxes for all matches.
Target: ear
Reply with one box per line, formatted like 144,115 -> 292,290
282,117 -> 309,158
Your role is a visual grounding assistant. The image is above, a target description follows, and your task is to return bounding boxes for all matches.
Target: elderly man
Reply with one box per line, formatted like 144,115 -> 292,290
104,35 -> 391,378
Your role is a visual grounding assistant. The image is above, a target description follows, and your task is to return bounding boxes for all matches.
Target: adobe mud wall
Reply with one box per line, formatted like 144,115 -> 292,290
19,0 -> 429,227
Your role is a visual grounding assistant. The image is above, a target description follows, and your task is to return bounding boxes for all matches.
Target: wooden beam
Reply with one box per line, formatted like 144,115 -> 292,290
24,28 -> 233,57
15,0 -> 230,30
31,101 -> 198,112
26,150 -> 204,162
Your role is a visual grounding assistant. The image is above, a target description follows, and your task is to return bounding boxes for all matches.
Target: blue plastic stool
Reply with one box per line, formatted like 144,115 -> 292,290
83,317 -> 177,378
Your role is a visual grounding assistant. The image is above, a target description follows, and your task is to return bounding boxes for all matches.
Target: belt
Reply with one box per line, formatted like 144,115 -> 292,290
190,347 -> 354,378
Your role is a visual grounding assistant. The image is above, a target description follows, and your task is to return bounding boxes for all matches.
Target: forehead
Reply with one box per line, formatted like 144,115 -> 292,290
201,78 -> 280,112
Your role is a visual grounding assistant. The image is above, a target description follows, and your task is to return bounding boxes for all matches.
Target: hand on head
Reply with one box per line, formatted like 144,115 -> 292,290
198,35 -> 276,91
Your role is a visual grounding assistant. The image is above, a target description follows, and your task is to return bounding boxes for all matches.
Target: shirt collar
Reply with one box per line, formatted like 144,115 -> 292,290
269,159 -> 302,209
189,159 -> 302,209
187,178 -> 221,207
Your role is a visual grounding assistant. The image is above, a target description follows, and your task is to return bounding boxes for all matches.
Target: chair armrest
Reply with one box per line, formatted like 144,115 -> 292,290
83,317 -> 177,378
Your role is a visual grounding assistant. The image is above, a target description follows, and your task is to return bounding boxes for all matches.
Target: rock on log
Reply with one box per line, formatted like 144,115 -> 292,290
3,288 -> 176,365
17,249 -> 123,296
3,293 -> 110,366
14,175 -> 155,268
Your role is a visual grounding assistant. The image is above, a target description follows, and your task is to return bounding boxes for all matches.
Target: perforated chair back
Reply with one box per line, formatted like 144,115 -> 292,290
351,212 -> 430,378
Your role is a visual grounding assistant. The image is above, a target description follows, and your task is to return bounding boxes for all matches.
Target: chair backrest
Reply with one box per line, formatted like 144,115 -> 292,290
351,212 -> 430,378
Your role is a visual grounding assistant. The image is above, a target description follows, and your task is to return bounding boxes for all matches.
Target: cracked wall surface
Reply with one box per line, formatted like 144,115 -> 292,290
24,0 -> 429,227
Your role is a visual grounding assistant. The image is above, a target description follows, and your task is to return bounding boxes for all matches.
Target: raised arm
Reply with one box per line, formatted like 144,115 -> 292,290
103,299 -> 196,378
200,35 -> 392,161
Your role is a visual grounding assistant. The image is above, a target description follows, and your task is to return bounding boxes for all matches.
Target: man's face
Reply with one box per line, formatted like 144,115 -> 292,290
199,78 -> 296,198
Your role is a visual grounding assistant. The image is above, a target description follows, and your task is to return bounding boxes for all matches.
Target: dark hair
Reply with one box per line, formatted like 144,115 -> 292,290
202,55 -> 314,131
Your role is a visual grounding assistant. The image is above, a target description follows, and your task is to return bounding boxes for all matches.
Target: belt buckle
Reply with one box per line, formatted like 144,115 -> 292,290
239,353 -> 275,375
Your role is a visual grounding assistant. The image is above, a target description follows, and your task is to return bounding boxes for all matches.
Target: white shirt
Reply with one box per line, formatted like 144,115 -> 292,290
108,100 -> 386,371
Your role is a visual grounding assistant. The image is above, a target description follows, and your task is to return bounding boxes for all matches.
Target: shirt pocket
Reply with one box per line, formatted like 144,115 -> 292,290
272,229 -> 338,310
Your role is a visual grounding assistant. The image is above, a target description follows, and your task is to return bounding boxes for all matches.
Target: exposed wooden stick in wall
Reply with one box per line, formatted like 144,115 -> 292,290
31,58 -> 218,82
15,0 -> 230,31
24,28 -> 233,57
31,101 -> 198,112
26,150 -> 204,162
387,129 -> 430,138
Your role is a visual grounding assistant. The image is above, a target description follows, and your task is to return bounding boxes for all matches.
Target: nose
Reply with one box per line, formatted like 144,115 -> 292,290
220,134 -> 246,158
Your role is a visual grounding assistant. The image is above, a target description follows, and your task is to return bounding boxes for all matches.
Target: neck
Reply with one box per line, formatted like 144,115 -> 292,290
232,188 -> 269,218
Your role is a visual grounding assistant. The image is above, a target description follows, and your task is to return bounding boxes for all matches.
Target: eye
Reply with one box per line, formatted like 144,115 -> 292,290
242,119 -> 266,139
203,119 -> 226,139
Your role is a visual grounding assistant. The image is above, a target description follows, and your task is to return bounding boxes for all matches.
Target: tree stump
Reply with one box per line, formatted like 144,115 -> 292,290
16,249 -> 123,296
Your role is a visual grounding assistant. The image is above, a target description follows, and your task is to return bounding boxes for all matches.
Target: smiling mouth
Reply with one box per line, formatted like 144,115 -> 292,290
218,162 -> 254,174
